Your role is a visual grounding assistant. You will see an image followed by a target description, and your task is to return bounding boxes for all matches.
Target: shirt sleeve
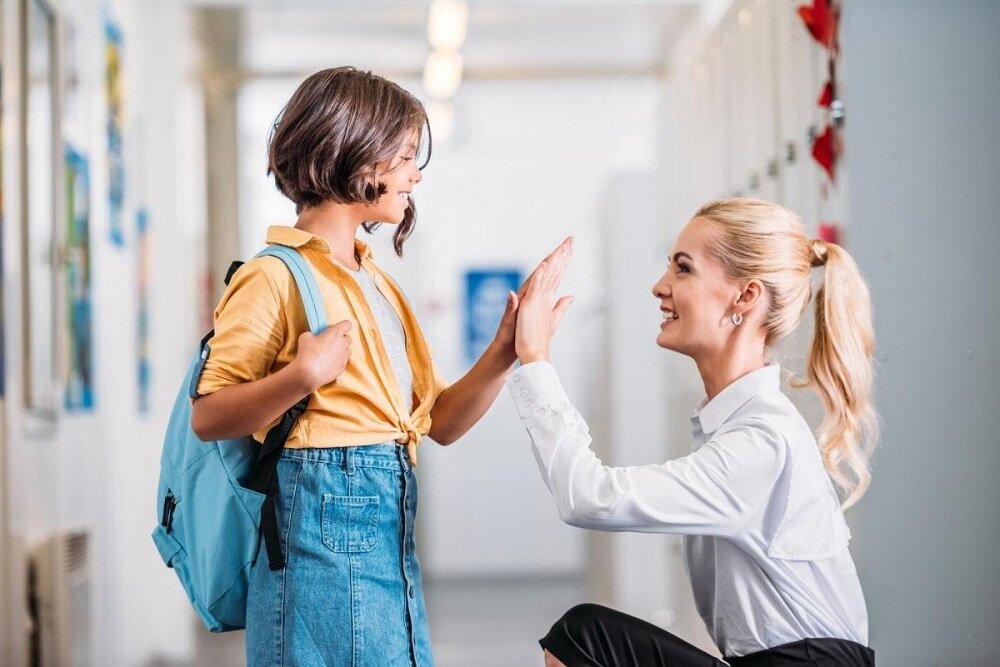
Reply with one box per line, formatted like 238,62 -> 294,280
195,258 -> 286,396
506,361 -> 785,536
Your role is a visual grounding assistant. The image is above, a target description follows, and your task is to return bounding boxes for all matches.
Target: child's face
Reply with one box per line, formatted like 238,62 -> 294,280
368,130 -> 423,224
651,218 -> 742,358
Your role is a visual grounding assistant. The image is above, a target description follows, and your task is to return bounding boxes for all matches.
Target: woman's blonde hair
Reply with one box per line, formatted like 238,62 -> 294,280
694,197 -> 878,508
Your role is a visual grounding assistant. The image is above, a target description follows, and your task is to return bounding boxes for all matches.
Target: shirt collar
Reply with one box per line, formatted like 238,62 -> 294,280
265,225 -> 374,261
693,364 -> 781,435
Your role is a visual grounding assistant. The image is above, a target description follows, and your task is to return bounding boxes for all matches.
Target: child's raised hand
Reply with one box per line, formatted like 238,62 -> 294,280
292,320 -> 353,392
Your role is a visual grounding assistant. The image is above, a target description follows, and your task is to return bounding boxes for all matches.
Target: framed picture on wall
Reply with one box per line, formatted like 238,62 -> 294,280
1,69 -> 6,401
20,0 -> 62,421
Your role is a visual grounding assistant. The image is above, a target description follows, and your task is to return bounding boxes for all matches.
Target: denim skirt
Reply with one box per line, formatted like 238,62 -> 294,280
245,443 -> 434,667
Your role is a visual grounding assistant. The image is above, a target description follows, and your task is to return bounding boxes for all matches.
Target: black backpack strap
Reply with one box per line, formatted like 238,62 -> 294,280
224,260 -> 245,286
244,395 -> 310,570
233,248 -> 323,571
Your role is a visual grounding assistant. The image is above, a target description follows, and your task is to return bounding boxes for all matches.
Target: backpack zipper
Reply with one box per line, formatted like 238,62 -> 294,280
161,490 -> 177,533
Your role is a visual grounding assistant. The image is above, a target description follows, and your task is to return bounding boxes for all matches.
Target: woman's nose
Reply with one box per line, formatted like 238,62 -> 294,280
652,272 -> 670,298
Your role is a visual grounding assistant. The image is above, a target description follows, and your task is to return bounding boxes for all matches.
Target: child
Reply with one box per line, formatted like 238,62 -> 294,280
509,198 -> 876,666
191,66 -> 571,667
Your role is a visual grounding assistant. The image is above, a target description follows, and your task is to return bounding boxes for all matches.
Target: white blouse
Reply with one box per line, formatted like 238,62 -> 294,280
506,362 -> 869,658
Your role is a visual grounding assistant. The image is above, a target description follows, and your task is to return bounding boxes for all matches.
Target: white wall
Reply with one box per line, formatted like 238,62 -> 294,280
842,2 -> 1000,664
595,171 -> 678,630
2,0 -> 206,664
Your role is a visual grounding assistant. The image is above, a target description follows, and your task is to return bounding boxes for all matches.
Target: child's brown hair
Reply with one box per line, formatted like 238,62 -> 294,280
268,66 -> 431,255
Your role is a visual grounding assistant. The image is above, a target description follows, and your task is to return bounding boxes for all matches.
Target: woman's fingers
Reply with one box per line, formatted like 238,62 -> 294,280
518,237 -> 573,298
551,296 -> 575,332
540,237 -> 572,271
533,242 -> 573,297
548,253 -> 571,291
525,261 -> 547,300
543,238 -> 573,290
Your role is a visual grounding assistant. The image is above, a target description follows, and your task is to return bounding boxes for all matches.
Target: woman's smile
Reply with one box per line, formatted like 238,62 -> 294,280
660,308 -> 679,329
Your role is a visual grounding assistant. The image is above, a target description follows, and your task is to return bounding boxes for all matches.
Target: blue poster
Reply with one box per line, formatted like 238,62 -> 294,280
464,269 -> 522,365
64,144 -> 94,410
105,16 -> 125,247
0,69 -> 5,398
137,208 -> 151,414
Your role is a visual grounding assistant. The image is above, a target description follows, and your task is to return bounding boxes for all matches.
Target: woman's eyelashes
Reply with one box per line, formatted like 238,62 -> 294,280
675,262 -> 691,274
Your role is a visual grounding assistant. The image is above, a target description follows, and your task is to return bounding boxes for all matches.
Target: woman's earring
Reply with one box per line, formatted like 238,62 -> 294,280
731,312 -> 743,326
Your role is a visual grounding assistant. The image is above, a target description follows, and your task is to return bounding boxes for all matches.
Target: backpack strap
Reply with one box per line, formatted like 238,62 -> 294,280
243,244 -> 329,570
254,245 -> 328,336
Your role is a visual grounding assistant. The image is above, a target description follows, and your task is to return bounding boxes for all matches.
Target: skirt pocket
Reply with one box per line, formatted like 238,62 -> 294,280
321,494 -> 380,553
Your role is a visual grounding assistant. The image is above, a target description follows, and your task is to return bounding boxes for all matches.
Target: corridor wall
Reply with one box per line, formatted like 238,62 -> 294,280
1,0 -> 208,664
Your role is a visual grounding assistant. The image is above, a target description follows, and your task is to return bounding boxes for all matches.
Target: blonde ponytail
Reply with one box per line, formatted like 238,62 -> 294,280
694,198 -> 878,507
807,242 -> 878,508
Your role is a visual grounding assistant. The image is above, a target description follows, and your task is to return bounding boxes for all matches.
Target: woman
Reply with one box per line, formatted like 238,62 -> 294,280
507,198 -> 877,666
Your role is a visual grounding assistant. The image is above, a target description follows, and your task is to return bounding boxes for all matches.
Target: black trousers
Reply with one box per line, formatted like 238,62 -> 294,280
540,604 -> 876,667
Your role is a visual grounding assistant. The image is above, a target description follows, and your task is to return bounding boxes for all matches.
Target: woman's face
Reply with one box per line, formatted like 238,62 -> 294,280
368,130 -> 423,224
651,218 -> 743,358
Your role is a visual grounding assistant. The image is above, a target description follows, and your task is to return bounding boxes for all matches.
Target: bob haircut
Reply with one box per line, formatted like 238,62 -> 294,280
267,66 -> 431,255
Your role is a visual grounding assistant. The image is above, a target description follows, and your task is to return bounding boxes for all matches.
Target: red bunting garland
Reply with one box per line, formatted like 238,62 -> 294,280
817,223 -> 840,244
797,0 -> 838,51
798,0 -> 842,183
811,124 -> 837,182
817,80 -> 834,108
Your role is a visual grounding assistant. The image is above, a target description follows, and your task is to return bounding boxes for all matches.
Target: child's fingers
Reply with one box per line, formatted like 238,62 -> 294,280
320,320 -> 352,340
503,290 -> 519,317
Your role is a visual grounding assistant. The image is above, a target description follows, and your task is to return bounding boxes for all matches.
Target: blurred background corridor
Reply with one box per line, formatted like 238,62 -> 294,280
0,0 -> 998,665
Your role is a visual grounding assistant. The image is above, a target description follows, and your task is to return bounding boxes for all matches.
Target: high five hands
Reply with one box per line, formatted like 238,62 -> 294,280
492,237 -> 575,365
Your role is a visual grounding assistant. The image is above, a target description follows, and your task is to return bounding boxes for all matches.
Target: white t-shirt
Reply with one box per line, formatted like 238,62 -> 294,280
506,362 -> 869,658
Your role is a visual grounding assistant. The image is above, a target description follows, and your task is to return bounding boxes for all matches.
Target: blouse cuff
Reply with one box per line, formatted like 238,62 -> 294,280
506,361 -> 572,419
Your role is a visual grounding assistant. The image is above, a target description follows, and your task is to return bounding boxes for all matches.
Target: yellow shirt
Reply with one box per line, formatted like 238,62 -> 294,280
196,226 -> 448,464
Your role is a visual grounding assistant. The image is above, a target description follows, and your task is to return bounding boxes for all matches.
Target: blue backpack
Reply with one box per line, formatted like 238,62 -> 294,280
151,245 -> 328,632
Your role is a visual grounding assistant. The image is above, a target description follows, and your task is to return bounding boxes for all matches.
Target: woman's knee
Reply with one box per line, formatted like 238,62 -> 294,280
542,604 -> 618,667
556,602 -> 613,633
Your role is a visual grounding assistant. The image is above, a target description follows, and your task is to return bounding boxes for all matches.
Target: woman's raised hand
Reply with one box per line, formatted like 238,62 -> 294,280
513,239 -> 575,364
492,237 -> 574,362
